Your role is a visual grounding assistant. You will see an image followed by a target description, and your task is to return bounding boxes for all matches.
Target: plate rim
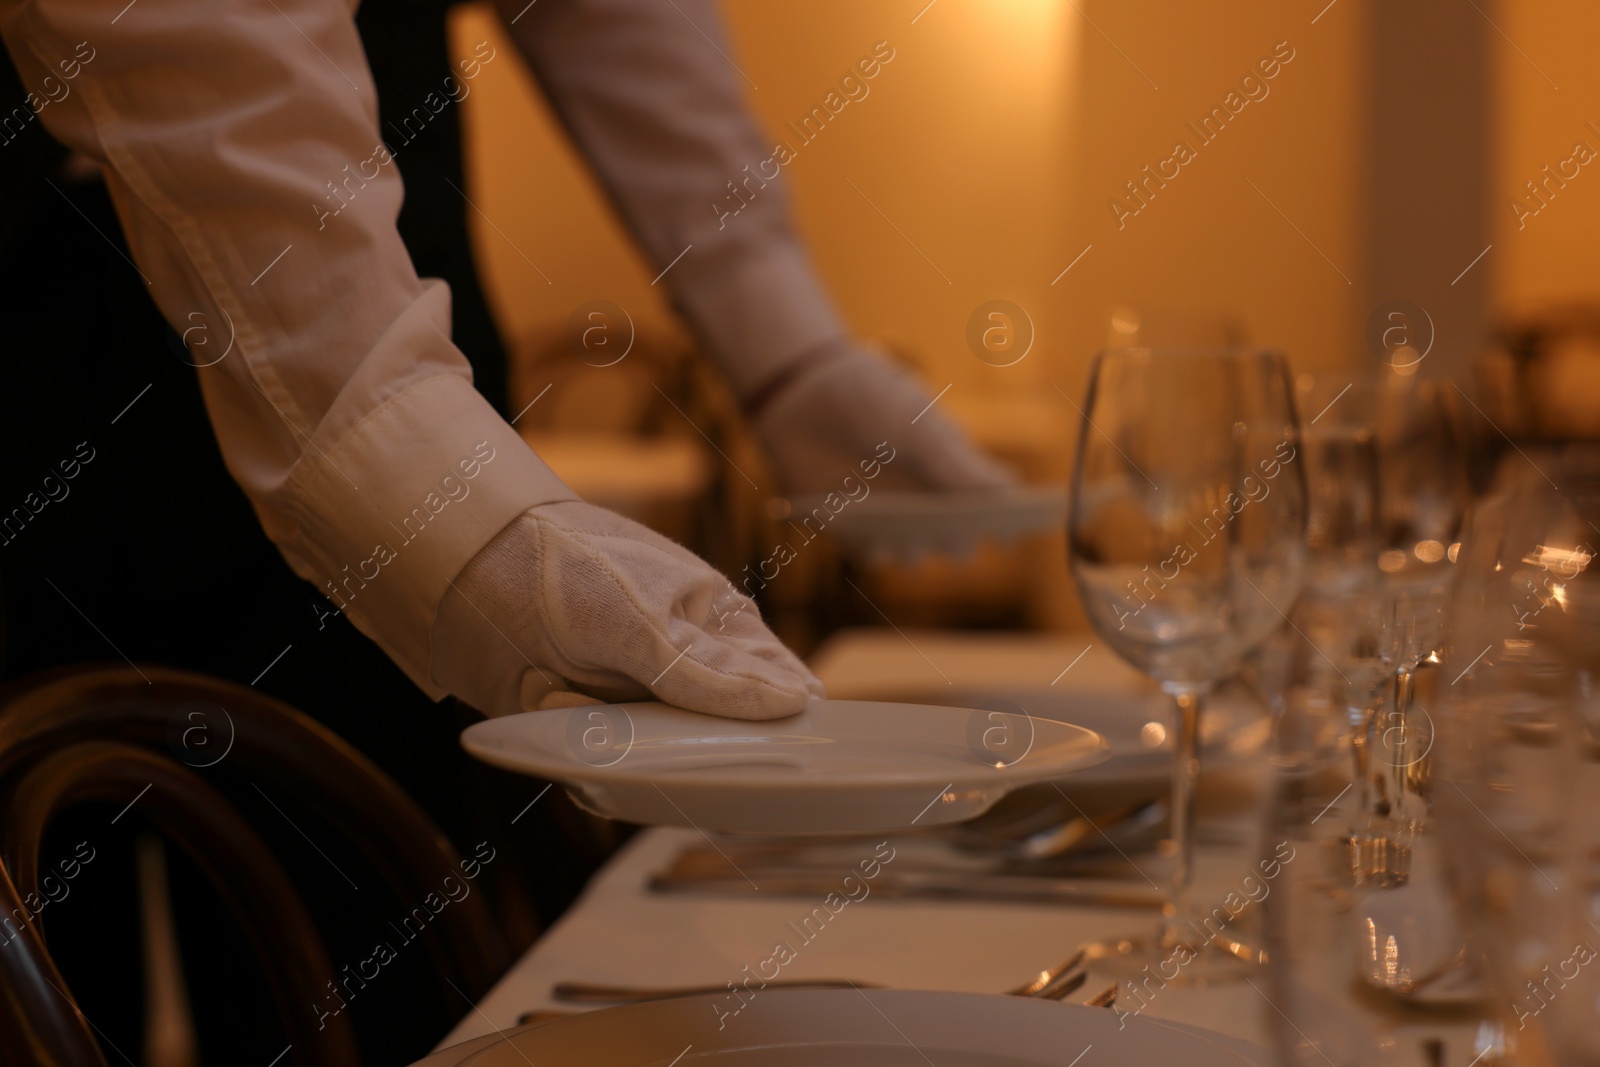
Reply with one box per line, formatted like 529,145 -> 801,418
460,700 -> 1111,794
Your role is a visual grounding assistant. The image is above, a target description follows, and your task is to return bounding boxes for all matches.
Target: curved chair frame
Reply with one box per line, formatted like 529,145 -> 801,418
0,665 -> 509,1067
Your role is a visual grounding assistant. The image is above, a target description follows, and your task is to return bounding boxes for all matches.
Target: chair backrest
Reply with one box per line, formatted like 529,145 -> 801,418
0,665 -> 510,1067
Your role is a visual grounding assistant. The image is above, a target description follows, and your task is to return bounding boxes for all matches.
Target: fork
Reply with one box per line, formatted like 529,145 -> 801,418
523,964 -> 1115,1027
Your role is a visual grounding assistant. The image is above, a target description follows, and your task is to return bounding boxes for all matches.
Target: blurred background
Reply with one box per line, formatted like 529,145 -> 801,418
437,0 -> 1592,649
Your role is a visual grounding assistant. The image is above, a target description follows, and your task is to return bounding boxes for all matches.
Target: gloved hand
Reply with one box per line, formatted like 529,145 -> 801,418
751,340 -> 1017,496
430,501 -> 823,720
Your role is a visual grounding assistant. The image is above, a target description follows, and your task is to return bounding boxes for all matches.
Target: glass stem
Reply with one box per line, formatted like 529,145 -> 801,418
1348,700 -> 1375,825
1160,685 -> 1207,950
1389,663 -> 1417,820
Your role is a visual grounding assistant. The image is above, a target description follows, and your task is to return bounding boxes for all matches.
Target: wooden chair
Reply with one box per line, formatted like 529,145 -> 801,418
0,665 -> 510,1067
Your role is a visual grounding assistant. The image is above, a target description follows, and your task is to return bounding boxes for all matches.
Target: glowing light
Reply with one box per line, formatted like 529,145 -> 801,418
1414,540 -> 1446,563
1523,543 -> 1593,574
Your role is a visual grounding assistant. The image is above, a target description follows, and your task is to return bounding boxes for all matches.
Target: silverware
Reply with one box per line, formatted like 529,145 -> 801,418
1007,947 -> 1088,997
549,949 -> 1093,1008
945,797 -> 1168,859
673,799 -> 1172,873
662,842 -> 1141,883
943,790 -> 1082,848
1007,801 -> 1168,863
656,800 -> 1183,890
1084,983 -> 1118,1008
647,869 -> 1164,908
522,971 -> 1109,1028
1034,969 -> 1088,1001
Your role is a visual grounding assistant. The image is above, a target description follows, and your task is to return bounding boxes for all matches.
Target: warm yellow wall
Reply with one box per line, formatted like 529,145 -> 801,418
449,0 -> 1363,405
448,0 -> 1075,402
448,2 -> 682,349
1058,2 -> 1363,377
442,1 -> 1600,630
451,0 -> 1600,408
716,0 -> 1074,402
1494,0 -> 1600,316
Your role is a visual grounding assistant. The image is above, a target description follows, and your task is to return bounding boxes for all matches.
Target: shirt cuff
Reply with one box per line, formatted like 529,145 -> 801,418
264,367 -> 575,699
669,238 -> 849,401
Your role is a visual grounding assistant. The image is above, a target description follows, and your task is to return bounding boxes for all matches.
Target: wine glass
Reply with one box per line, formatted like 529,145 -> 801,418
1357,376 -> 1472,875
1291,376 -> 1394,838
1261,448 -> 1587,1067
1432,448 -> 1600,1067
1293,373 -> 1472,875
1370,375 -> 1472,683
1068,347 -> 1306,972
1373,375 -> 1473,587
1262,602 -> 1492,1067
1295,375 -> 1380,596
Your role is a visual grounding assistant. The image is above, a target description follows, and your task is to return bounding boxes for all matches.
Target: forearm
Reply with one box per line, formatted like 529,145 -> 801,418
494,0 -> 849,399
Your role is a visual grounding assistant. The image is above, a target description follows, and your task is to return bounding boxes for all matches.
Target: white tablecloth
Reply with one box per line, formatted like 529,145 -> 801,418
433,631 -> 1483,1066
438,786 -> 1276,1051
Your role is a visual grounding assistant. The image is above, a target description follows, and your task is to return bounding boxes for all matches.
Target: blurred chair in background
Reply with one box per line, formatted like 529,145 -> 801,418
0,667 -> 510,1066
509,327 -> 712,547
750,336 -> 1071,652
505,324 -> 1071,653
1479,305 -> 1600,453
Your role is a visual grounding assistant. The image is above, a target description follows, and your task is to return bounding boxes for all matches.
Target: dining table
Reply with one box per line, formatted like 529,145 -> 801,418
431,631 -> 1491,1066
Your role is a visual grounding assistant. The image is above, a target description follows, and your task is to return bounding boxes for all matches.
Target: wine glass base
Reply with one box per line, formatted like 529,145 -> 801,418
1080,930 -> 1264,986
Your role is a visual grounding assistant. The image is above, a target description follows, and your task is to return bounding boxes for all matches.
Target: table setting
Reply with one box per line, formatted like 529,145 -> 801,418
420,348 -> 1600,1067
5,0 -> 1590,1059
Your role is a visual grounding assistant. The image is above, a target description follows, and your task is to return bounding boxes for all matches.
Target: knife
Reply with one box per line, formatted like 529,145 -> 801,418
648,869 -> 1163,908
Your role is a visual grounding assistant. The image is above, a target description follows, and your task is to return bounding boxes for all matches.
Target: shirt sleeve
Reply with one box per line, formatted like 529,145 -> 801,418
0,0 -> 575,696
494,0 -> 851,400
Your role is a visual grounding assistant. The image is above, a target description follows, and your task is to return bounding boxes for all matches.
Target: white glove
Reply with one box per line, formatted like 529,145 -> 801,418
752,341 -> 1017,495
430,501 -> 823,720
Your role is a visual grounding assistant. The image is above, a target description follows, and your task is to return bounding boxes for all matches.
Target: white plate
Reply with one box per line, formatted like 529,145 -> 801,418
785,485 -> 1065,559
890,686 -> 1269,799
461,699 -> 1108,835
413,989 -> 1270,1066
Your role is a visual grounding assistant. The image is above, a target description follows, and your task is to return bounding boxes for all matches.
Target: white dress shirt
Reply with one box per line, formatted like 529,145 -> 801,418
0,0 -> 846,697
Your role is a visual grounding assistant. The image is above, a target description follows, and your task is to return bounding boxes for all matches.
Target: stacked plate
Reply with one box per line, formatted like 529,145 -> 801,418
462,699 -> 1110,835
893,684 -> 1270,810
